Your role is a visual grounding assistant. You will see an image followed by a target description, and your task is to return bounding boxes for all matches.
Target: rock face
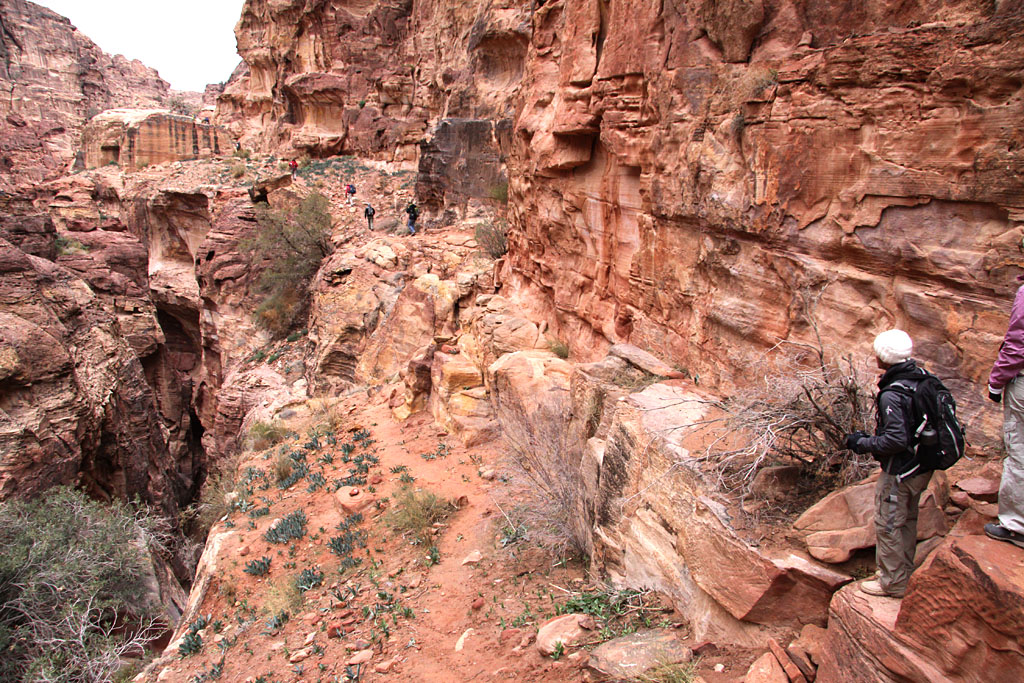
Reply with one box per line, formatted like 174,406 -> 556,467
499,0 -> 1024,448
0,0 -> 171,191
82,110 -> 234,170
818,534 -> 1024,682
219,0 -> 529,213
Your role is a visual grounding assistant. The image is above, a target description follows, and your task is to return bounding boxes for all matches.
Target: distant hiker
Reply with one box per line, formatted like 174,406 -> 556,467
986,277 -> 1024,548
845,330 -> 933,598
234,141 -> 241,151
203,117 -> 210,124
364,203 -> 375,230
346,183 -> 357,206
289,159 -> 298,177
405,202 -> 419,235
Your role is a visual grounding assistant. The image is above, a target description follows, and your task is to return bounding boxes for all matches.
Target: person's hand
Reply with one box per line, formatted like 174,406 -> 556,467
989,385 -> 1003,404
845,431 -> 869,453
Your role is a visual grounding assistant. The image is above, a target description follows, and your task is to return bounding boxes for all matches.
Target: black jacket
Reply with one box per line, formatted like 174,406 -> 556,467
857,359 -> 927,477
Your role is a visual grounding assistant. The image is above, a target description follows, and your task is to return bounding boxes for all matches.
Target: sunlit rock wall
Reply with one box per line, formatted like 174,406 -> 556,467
82,110 -> 234,170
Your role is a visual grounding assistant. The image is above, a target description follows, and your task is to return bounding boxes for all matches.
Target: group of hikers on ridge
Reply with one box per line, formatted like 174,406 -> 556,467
845,275 -> 1024,599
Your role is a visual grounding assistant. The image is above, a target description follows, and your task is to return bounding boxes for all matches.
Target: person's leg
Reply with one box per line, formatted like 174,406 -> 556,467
999,376 -> 1024,535
874,472 -> 903,594
890,470 -> 932,595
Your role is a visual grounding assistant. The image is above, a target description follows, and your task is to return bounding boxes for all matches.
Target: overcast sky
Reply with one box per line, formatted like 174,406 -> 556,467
37,0 -> 246,92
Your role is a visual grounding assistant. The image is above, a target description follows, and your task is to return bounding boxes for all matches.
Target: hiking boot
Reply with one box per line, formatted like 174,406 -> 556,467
984,522 -> 1024,549
860,579 -> 903,598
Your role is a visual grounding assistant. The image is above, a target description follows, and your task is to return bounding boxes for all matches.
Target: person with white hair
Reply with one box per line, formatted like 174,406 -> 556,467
844,329 -> 933,598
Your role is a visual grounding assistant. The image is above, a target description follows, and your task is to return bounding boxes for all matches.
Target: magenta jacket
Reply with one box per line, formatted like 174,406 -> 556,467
990,284 -> 1024,389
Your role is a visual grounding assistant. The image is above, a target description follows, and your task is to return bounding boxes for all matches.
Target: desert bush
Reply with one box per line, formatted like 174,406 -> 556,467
231,164 -> 246,179
0,487 -> 164,683
166,95 -> 196,117
475,220 -> 508,258
501,383 -> 590,559
634,661 -> 700,683
263,579 -> 302,617
487,181 -> 509,204
55,235 -> 89,255
250,420 -> 293,450
264,510 -> 307,544
701,318 -> 875,496
547,338 -> 570,359
233,148 -> 251,160
245,192 -> 334,337
385,487 -> 452,543
194,454 -> 242,533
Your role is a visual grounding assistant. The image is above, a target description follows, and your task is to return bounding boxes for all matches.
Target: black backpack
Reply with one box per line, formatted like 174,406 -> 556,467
884,372 -> 966,471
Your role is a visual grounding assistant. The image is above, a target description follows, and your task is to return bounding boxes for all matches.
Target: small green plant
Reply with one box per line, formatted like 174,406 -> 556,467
550,641 -> 564,661
547,338 -> 570,359
233,148 -> 251,159
54,235 -> 90,255
178,630 -> 203,657
295,567 -> 324,592
264,510 -> 307,544
487,181 -> 509,204
244,556 -> 272,576
425,546 -> 441,567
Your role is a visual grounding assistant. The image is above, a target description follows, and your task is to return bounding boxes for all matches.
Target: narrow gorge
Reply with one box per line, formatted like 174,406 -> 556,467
1,1 -> 1022,682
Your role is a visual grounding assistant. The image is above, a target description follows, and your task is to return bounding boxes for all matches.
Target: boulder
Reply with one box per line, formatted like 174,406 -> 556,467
586,629 -> 692,681
794,471 -> 949,563
818,535 -> 1024,682
535,613 -> 595,655
954,476 -> 1000,503
608,344 -> 682,378
744,651 -> 788,683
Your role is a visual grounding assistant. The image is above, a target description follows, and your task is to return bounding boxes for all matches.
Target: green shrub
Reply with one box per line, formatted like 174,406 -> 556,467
245,192 -> 334,337
547,338 -> 570,359
385,487 -> 452,543
475,220 -> 508,259
231,164 -> 246,179
294,567 -> 323,592
250,420 -> 292,450
243,557 -> 272,576
487,181 -> 509,204
0,488 -> 163,682
233,148 -> 251,160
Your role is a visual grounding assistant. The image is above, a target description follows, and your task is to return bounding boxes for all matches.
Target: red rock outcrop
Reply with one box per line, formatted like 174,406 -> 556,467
0,0 -> 171,191
500,0 -> 1024,449
82,110 -> 234,170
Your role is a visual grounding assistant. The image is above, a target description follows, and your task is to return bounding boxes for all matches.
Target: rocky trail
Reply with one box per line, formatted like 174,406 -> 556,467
142,386 -> 740,683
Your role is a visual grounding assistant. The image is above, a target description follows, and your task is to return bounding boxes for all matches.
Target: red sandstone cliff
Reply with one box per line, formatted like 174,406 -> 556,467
0,0 -> 171,191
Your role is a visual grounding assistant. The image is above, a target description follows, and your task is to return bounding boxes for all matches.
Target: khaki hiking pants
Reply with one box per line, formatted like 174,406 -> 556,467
875,469 -> 932,596
1000,376 -> 1024,534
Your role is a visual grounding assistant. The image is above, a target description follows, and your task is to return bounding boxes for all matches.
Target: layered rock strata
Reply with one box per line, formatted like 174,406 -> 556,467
82,110 -> 234,170
502,0 -> 1024,449
0,0 -> 171,191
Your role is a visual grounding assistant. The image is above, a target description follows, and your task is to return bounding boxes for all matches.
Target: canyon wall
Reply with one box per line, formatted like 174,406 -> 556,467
502,0 -> 1024,446
0,0 -> 171,192
223,0 -> 1024,446
82,110 -> 234,170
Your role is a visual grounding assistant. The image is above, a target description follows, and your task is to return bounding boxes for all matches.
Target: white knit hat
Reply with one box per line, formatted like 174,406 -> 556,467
873,329 -> 913,365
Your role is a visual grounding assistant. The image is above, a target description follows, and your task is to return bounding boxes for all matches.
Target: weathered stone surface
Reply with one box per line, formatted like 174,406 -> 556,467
82,110 -> 233,170
794,471 -> 949,563
586,629 -> 692,681
535,613 -> 594,655
744,651 -> 788,683
0,0 -> 171,192
954,476 -> 1000,503
818,535 -> 1024,682
608,343 -> 680,378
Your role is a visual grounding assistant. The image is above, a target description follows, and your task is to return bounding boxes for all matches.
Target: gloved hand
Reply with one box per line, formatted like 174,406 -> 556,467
989,385 -> 1003,404
845,430 -> 869,453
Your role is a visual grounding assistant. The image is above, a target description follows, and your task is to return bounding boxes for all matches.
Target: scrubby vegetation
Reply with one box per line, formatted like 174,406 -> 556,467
475,219 -> 508,258
385,487 -> 452,545
0,488 -> 165,682
246,192 -> 334,337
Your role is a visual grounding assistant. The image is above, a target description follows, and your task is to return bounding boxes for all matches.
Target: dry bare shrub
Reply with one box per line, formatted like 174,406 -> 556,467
501,398 -> 589,560
475,219 -> 508,258
249,420 -> 293,450
702,338 -> 875,496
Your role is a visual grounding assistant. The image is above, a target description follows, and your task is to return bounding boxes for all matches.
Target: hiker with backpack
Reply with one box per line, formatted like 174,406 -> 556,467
845,329 -> 964,598
346,183 -> 357,206
364,203 -> 375,230
986,280 -> 1024,548
405,202 -> 419,235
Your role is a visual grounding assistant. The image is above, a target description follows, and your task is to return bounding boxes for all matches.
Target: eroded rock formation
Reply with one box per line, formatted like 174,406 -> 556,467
0,0 -> 171,191
82,110 -> 233,170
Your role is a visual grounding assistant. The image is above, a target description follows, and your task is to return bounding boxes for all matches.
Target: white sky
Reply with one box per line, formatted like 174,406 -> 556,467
37,0 -> 247,92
